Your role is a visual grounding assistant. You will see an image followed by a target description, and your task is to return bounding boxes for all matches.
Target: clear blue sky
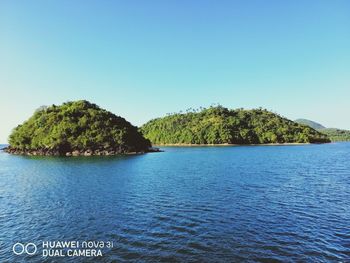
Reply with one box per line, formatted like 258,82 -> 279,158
1,0 -> 349,143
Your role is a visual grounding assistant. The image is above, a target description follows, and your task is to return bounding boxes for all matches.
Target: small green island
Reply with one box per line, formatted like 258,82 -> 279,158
5,100 -> 156,156
141,106 -> 330,145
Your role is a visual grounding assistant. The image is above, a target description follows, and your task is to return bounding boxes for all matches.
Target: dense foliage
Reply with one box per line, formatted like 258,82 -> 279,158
8,100 -> 151,154
319,128 -> 350,142
141,106 -> 330,144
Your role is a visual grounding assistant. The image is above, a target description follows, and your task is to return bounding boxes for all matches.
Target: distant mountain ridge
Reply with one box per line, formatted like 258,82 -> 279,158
295,119 -> 350,142
294,119 -> 326,130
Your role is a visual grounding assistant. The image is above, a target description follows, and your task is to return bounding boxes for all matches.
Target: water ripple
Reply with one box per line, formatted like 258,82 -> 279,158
0,143 -> 350,262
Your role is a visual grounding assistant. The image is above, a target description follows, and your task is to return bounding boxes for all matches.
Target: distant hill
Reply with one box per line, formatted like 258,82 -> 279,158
141,107 -> 330,145
295,118 -> 350,142
295,119 -> 326,130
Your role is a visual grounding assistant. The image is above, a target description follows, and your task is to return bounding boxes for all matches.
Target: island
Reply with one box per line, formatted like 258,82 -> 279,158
295,119 -> 350,142
318,128 -> 350,142
141,106 -> 331,145
5,100 -> 157,156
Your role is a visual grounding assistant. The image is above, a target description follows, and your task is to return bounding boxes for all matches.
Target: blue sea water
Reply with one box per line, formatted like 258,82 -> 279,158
0,143 -> 349,262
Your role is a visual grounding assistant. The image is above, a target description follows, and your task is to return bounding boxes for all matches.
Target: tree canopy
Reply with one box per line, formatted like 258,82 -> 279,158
319,128 -> 350,142
141,106 -> 330,144
8,100 -> 151,154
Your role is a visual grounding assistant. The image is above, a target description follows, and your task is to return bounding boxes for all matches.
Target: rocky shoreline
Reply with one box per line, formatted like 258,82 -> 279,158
3,146 -> 161,157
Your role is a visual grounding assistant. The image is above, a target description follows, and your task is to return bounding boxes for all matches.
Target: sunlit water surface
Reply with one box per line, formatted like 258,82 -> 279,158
0,143 -> 349,262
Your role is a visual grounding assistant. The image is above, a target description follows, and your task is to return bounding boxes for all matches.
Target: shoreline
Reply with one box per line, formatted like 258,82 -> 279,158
1,142 -> 332,156
154,143 -> 313,147
2,146 -> 161,157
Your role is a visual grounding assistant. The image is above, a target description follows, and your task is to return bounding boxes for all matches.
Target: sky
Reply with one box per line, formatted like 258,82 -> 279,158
0,0 -> 349,143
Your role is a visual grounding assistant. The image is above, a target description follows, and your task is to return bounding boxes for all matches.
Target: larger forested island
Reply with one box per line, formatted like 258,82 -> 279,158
141,106 -> 330,145
5,100 -> 153,156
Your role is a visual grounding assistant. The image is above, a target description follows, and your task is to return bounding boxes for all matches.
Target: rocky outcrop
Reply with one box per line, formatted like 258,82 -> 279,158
3,147 -> 60,156
3,146 -> 161,157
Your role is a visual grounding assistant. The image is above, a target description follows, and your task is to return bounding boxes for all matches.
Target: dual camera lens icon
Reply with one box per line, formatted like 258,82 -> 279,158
12,243 -> 37,255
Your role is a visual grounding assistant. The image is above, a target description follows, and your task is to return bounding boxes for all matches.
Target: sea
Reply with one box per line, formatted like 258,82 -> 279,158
0,143 -> 349,262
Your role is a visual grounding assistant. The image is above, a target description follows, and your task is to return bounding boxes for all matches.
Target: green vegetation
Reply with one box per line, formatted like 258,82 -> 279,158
294,119 -> 326,130
141,106 -> 330,144
319,128 -> 350,142
8,100 -> 151,155
295,118 -> 350,142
